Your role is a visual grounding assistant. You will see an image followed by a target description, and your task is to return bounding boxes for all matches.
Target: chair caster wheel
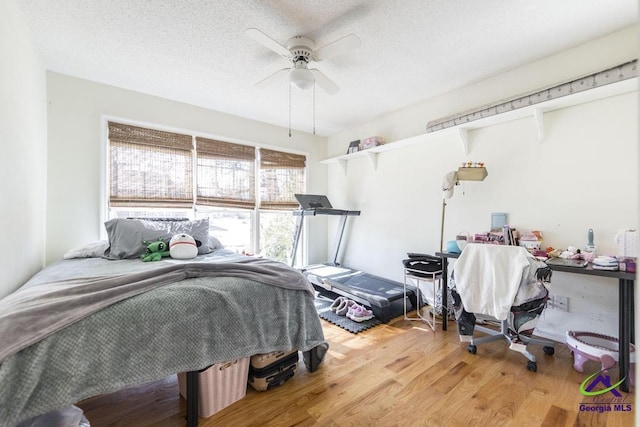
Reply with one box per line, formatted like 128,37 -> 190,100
527,361 -> 537,372
467,345 -> 477,354
543,346 -> 554,356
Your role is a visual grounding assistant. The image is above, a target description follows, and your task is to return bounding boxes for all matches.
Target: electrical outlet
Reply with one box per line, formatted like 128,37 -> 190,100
555,295 -> 569,312
548,295 -> 569,312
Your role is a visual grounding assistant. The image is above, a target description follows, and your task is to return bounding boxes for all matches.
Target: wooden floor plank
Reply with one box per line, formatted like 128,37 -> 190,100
76,314 -> 635,426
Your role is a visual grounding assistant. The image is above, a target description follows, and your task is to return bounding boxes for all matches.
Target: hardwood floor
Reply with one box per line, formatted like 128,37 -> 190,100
77,315 -> 635,426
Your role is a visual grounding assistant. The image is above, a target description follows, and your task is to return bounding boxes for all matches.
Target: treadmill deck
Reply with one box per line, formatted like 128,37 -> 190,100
302,264 -> 417,323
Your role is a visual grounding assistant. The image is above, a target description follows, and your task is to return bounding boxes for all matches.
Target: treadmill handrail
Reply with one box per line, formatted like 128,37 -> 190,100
293,208 -> 361,217
290,208 -> 360,267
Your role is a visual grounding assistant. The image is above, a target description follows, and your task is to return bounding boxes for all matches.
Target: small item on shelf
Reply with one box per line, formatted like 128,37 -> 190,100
491,212 -> 508,231
592,256 -> 619,271
502,225 -> 511,245
615,229 -> 638,258
615,256 -> 636,272
460,161 -> 485,168
474,232 -> 489,242
346,140 -> 360,154
519,230 -> 543,253
533,250 -> 548,258
456,237 -> 468,251
585,228 -> 596,255
360,136 -> 384,150
626,258 -> 636,273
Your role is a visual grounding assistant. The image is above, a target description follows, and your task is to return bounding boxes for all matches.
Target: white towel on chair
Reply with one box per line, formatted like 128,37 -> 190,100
453,244 -> 533,320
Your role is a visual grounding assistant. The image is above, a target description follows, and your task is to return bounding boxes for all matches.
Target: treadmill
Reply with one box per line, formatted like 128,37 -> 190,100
291,194 -> 417,323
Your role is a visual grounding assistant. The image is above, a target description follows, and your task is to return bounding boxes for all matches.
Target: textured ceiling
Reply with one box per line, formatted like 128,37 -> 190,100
16,0 -> 638,136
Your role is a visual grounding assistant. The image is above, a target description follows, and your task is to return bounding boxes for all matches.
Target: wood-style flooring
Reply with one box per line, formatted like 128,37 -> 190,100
77,314 -> 635,426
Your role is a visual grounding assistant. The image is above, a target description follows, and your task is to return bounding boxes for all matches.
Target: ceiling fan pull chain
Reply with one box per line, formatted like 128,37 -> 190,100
313,82 -> 316,135
288,83 -> 292,138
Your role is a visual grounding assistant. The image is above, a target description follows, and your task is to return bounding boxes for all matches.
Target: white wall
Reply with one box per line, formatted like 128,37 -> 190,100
325,26 -> 638,342
0,0 -> 47,298
46,73 -> 328,264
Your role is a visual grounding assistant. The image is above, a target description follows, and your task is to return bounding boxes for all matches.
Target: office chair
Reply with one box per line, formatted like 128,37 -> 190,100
451,244 -> 555,372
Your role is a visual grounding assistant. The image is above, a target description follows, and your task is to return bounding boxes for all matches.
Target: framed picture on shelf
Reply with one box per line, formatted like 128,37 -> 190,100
346,140 -> 360,154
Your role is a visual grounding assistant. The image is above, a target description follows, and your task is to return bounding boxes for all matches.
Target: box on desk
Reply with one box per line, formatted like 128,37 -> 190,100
616,230 -> 638,258
177,357 -> 250,418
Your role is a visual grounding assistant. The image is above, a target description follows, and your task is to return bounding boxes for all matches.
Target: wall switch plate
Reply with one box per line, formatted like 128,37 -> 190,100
548,295 -> 569,312
555,295 -> 568,312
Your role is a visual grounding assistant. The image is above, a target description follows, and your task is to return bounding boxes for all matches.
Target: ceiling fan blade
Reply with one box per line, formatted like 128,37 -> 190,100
310,69 -> 340,95
255,67 -> 290,88
245,28 -> 291,58
313,34 -> 361,61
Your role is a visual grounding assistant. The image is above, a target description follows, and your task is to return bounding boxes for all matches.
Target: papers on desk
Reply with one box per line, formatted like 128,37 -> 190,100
592,256 -> 619,271
545,258 -> 588,268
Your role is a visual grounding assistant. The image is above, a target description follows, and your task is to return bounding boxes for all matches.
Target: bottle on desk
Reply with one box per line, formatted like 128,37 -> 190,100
585,228 -> 596,256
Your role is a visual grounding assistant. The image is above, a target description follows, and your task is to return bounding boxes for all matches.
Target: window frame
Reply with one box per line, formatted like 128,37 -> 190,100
101,116 -> 308,263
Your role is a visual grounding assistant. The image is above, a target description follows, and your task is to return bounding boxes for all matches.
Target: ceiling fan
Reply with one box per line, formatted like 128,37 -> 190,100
245,28 -> 361,95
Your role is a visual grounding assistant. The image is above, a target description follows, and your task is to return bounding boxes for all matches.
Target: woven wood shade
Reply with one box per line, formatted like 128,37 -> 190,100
107,123 -> 306,212
195,137 -> 256,209
108,122 -> 192,150
108,122 -> 193,208
259,149 -> 306,210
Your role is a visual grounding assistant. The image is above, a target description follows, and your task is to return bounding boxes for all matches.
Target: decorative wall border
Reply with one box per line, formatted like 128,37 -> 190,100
426,60 -> 638,133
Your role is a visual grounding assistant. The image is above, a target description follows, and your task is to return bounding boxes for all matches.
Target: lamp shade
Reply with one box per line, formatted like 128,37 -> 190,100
457,167 -> 488,181
442,171 -> 458,199
289,68 -> 314,90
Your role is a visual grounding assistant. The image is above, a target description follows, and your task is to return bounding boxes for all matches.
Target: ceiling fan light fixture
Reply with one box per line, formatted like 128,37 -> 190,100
289,67 -> 314,90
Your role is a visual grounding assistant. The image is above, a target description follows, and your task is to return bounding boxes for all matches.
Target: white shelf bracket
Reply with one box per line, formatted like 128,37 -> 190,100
337,159 -> 348,174
457,128 -> 469,155
534,109 -> 544,142
366,151 -> 378,170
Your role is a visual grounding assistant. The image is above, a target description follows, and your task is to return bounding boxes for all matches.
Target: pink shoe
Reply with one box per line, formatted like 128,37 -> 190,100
347,304 -> 374,322
336,299 -> 356,316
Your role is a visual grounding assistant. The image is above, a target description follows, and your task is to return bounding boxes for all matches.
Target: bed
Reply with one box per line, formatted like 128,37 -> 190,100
0,218 -> 327,426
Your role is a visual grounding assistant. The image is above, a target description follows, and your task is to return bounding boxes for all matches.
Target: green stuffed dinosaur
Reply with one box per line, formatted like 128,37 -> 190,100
141,238 -> 171,262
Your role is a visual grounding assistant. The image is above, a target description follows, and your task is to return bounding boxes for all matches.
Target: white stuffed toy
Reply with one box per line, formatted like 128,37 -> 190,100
169,234 -> 198,259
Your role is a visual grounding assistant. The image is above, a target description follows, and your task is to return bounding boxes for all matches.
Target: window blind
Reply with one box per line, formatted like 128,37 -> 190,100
259,148 -> 306,210
108,122 -> 193,208
195,137 -> 256,209
108,122 -> 306,212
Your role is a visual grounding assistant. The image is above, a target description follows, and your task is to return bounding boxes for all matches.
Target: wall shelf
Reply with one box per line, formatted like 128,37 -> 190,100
321,77 -> 637,173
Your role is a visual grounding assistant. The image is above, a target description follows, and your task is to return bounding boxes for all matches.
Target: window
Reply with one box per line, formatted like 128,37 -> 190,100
107,121 -> 306,263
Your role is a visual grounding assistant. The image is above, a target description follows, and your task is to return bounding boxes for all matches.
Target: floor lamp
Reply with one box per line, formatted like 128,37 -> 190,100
439,167 -> 488,251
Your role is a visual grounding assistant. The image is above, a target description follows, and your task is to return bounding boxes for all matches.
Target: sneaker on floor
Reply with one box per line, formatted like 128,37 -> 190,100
347,304 -> 374,322
330,296 -> 346,312
336,299 -> 356,316
345,302 -> 359,318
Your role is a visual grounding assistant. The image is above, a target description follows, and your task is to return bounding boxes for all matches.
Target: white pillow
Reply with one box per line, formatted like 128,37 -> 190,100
63,240 -> 109,259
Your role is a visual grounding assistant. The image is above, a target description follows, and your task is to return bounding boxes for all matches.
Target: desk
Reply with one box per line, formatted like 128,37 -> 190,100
547,263 -> 635,393
436,251 -> 636,392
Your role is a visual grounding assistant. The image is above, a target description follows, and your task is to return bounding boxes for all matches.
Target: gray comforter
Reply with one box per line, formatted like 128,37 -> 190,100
0,250 -> 326,426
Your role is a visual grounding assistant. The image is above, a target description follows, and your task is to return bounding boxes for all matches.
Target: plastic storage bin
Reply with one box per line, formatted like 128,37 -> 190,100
178,357 -> 250,418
